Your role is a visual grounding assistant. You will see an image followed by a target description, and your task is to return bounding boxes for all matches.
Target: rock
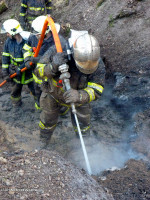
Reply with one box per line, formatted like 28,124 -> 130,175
0,156 -> 7,163
18,169 -> 24,176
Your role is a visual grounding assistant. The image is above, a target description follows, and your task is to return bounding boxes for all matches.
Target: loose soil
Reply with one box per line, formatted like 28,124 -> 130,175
0,0 -> 150,199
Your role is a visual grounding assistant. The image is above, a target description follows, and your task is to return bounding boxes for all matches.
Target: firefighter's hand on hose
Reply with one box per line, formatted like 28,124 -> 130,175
25,61 -> 33,70
51,52 -> 68,73
16,68 -> 21,78
63,89 -> 80,104
30,56 -> 40,64
5,75 -> 11,82
9,65 -> 16,75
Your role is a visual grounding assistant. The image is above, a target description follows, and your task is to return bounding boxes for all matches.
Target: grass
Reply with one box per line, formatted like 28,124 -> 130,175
109,15 -> 115,27
96,0 -> 106,8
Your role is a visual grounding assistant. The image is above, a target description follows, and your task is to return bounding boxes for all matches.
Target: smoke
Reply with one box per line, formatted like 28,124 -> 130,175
69,137 -> 143,175
67,81 -> 149,175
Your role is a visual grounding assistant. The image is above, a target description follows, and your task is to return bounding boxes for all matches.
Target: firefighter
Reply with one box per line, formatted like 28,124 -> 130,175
19,0 -> 53,31
22,15 -> 66,109
34,33 -> 106,140
1,19 -> 35,107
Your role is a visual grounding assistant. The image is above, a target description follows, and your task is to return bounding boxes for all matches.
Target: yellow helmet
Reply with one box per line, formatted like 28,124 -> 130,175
73,33 -> 100,74
1,19 -> 23,36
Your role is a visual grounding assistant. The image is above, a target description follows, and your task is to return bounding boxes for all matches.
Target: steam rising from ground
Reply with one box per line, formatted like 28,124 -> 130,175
68,137 -> 144,175
0,85 -> 149,176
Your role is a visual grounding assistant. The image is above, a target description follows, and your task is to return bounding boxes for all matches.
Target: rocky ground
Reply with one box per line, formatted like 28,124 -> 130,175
0,150 -> 114,200
0,0 -> 150,199
0,77 -> 150,200
96,159 -> 150,200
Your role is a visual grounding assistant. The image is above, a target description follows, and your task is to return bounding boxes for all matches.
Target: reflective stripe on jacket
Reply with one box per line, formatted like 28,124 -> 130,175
23,34 -> 55,60
2,37 -> 33,84
36,59 -> 105,104
22,34 -> 55,85
19,0 -> 52,19
34,36 -> 106,105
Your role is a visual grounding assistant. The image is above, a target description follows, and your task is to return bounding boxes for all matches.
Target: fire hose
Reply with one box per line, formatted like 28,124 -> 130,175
0,18 -> 48,88
0,16 -> 92,174
47,16 -> 92,174
58,64 -> 92,175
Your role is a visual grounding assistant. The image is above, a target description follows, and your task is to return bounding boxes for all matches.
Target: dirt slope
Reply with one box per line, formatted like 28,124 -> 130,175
0,150 -> 114,200
0,0 -> 150,200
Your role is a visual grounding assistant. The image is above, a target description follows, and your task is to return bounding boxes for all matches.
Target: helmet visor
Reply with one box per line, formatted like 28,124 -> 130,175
75,60 -> 99,74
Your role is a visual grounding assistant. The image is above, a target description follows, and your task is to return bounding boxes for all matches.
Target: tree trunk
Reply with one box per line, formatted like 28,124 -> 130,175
0,0 -> 8,14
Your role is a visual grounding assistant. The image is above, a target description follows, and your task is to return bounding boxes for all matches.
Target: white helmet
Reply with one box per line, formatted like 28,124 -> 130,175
73,33 -> 100,74
1,19 -> 23,36
31,15 -> 60,35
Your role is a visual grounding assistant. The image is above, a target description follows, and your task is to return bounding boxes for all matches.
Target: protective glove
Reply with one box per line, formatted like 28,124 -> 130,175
30,56 -> 40,64
5,75 -> 11,82
9,65 -> 16,75
25,61 -> 33,70
51,52 -> 68,73
63,89 -> 80,104
16,68 -> 21,78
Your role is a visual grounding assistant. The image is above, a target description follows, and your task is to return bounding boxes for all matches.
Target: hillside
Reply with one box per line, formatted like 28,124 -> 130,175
0,0 -> 150,199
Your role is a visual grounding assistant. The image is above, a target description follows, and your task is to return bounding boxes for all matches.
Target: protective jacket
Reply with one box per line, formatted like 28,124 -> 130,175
23,34 -> 66,85
23,33 -> 55,59
19,0 -> 52,29
34,45 -> 105,136
35,53 -> 106,106
2,37 -> 33,84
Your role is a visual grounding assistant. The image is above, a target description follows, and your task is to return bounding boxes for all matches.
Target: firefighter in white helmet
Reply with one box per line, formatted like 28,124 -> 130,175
22,15 -> 66,110
34,32 -> 106,141
1,19 -> 35,106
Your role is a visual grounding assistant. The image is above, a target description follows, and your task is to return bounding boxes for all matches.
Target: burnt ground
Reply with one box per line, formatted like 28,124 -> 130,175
0,76 -> 150,200
96,159 -> 150,200
0,0 -> 150,199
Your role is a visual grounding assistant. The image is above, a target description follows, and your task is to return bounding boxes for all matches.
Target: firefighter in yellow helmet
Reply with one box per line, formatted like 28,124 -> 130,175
19,0 -> 53,31
34,33 -> 106,141
1,19 -> 35,107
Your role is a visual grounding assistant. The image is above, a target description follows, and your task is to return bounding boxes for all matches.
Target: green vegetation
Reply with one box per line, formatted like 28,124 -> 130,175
0,2 -> 7,14
108,15 -> 114,27
10,14 -> 15,18
64,26 -> 70,37
65,0 -> 69,6
96,0 -> 106,8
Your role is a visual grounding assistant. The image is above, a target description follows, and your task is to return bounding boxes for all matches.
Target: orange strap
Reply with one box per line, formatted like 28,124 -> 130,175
34,19 -> 48,57
0,21 -> 48,87
32,47 -> 37,53
0,16 -> 62,87
0,80 -> 7,87
46,16 -> 64,87
46,16 -> 63,53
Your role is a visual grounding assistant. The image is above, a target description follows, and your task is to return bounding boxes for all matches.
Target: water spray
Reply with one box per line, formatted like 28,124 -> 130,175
59,64 -> 92,175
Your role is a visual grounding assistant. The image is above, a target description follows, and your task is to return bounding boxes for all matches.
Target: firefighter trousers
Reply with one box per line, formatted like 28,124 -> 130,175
39,92 -> 91,138
11,81 -> 35,106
